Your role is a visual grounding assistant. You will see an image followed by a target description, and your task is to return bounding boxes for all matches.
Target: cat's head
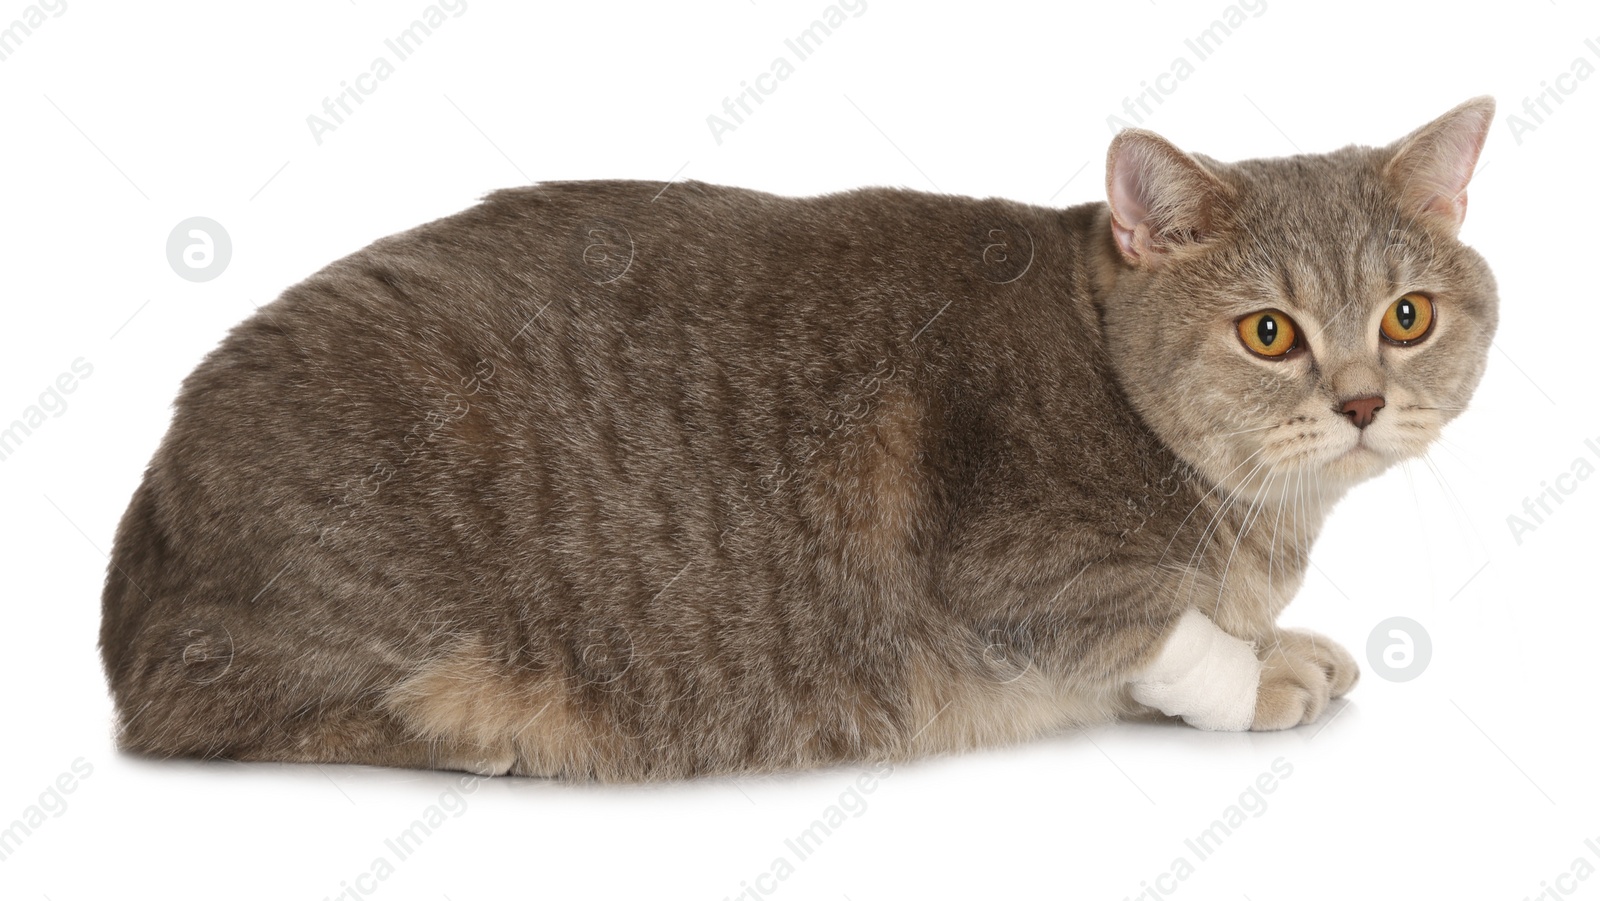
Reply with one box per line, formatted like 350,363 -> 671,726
1099,97 -> 1497,502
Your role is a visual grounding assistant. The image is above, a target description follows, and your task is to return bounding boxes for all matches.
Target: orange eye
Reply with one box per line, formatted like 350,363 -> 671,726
1382,293 -> 1435,344
1237,310 -> 1299,358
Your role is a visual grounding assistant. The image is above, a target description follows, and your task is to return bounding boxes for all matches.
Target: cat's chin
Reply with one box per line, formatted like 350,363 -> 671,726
1320,443 -> 1393,485
1199,441 -> 1397,508
1322,425 -> 1442,486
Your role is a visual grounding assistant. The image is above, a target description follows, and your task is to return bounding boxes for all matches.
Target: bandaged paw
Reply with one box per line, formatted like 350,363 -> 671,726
1129,608 -> 1261,731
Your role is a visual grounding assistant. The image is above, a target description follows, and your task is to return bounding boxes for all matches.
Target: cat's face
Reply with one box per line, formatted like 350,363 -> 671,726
1100,99 -> 1497,501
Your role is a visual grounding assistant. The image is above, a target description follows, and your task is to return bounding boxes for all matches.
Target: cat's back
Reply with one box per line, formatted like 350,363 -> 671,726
218,178 -> 1092,386
99,178 -> 1153,778
111,178 -> 1139,639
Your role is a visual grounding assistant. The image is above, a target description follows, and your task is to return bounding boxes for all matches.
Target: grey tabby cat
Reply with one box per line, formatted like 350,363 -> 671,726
100,97 -> 1496,781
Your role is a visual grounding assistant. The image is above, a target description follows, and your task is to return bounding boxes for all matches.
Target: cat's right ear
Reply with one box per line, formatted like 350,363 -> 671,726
1105,129 -> 1232,266
1383,95 -> 1495,235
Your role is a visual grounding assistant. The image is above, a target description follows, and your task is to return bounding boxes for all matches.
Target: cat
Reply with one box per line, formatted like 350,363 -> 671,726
99,97 -> 1497,781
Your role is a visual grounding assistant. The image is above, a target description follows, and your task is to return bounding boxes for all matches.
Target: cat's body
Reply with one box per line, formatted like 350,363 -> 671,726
100,99 -> 1497,781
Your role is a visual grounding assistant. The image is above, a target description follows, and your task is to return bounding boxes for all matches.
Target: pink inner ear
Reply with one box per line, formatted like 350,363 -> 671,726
1105,130 -> 1226,264
1417,130 -> 1481,227
1438,131 -> 1482,200
1428,188 -> 1468,228
1393,100 -> 1494,231
1109,148 -> 1153,259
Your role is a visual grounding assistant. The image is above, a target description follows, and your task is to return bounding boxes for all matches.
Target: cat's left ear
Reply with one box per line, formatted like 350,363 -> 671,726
1384,96 -> 1495,234
1105,129 -> 1233,266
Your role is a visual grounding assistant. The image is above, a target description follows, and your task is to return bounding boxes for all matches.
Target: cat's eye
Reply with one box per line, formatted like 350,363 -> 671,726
1381,292 -> 1435,345
1236,310 -> 1300,358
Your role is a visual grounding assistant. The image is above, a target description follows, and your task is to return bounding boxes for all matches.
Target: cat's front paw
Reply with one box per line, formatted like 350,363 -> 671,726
1250,629 -> 1359,731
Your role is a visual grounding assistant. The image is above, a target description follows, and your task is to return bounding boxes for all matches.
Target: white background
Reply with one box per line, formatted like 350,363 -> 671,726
2,1 -> 1597,899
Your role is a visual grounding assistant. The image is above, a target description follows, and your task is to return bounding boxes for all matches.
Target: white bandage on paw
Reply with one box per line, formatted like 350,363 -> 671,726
1129,609 -> 1261,732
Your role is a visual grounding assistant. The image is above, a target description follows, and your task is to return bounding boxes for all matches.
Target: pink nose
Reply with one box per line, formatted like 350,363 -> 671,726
1339,395 -> 1385,429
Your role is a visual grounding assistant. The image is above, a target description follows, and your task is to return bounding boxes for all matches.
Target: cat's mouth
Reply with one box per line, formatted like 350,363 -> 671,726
1321,432 -> 1394,481
1337,441 -> 1379,461
1261,422 -> 1392,486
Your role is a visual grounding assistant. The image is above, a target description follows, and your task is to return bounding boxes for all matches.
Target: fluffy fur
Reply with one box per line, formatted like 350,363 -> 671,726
99,99 -> 1497,780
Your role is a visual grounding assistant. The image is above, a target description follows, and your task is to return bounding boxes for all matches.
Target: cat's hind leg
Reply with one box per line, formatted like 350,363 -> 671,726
379,637 -> 606,780
106,603 -> 519,776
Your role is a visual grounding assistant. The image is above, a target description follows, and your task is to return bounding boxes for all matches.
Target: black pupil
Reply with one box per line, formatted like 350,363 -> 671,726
1257,316 -> 1278,347
1396,300 -> 1417,329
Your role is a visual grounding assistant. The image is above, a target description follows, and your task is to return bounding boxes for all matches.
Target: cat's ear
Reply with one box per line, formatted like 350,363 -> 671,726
1384,96 -> 1495,234
1105,129 -> 1232,266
